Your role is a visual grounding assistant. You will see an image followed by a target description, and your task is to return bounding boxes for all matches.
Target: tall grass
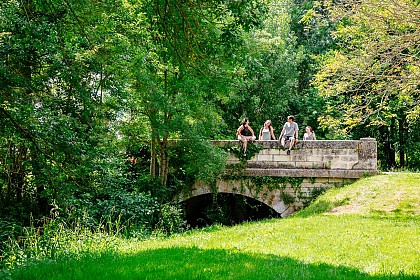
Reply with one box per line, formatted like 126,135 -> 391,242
2,173 -> 420,279
0,213 -> 156,271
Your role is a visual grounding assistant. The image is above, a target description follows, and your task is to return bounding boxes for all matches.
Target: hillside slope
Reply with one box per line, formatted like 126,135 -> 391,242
298,172 -> 420,217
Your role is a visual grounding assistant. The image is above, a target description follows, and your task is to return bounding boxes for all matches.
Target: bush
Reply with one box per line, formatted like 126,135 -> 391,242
96,191 -> 159,234
155,203 -> 186,236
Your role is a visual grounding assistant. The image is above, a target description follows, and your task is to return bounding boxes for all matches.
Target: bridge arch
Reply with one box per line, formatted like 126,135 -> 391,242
179,179 -> 299,217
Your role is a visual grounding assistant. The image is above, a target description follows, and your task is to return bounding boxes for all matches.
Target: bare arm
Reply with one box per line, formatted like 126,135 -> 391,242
236,125 -> 243,137
270,126 -> 276,140
278,127 -> 286,140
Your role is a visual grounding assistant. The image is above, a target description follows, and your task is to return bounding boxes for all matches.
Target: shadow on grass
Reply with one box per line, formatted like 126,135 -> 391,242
295,197 -> 352,218
294,199 -> 338,217
8,247 -> 418,280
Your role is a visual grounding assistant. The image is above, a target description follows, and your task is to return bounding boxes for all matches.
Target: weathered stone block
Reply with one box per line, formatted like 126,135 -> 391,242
209,138 -> 377,191
296,161 -> 326,169
272,154 -> 295,162
339,155 -> 359,162
261,149 -> 272,155
257,154 -> 273,161
308,177 -> 330,183
267,148 -> 282,155
329,149 -> 351,155
304,155 -> 324,162
330,161 -> 351,169
292,149 -> 314,156
291,155 -> 307,162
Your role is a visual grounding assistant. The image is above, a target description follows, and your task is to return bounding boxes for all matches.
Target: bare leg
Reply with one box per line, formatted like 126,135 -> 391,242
289,139 -> 296,150
238,135 -> 248,153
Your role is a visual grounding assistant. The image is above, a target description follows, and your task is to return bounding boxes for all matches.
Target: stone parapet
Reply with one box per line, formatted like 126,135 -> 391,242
212,138 -> 377,178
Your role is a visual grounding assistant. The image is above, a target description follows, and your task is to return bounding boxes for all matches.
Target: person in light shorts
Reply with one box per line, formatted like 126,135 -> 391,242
278,115 -> 299,155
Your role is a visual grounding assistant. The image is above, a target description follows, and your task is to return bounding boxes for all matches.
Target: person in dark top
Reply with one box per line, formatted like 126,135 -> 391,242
236,118 -> 256,155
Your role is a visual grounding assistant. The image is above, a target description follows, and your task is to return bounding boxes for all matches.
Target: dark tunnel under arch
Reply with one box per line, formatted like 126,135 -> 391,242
182,193 -> 281,228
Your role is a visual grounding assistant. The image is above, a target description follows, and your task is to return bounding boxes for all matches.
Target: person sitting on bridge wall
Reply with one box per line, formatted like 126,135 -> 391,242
259,120 -> 276,141
236,118 -> 256,155
303,126 -> 316,140
278,115 -> 299,155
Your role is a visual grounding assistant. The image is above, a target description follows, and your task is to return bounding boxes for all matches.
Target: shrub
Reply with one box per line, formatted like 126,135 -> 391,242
155,203 -> 186,236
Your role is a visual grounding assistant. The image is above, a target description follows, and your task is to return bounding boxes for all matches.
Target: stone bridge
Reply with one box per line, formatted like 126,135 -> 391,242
178,138 -> 377,217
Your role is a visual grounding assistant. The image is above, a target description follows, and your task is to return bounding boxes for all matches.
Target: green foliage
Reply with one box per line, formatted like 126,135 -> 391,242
94,191 -> 159,231
312,0 -> 420,168
218,1 -> 303,136
171,140 -> 228,183
223,142 -> 264,161
0,216 -> 127,270
154,203 -> 186,236
0,0 -> 133,222
2,0 -> 420,273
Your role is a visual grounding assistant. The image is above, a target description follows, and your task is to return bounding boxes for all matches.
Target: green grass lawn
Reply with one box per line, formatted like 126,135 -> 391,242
5,173 -> 420,279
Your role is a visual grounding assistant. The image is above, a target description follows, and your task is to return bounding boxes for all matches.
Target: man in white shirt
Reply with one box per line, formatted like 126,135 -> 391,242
278,115 -> 299,155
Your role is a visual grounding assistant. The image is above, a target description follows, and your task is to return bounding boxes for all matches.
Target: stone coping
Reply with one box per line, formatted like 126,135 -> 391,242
232,168 -> 377,178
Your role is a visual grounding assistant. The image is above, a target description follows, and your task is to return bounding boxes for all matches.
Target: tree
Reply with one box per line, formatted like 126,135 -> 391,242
312,0 -> 420,168
0,0 -> 131,221
123,0 -> 270,188
215,0 -> 305,137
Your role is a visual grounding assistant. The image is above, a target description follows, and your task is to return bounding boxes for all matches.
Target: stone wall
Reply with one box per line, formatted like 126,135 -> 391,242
211,137 -> 377,178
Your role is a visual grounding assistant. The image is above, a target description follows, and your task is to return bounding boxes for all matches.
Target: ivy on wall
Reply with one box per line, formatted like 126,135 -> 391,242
223,141 -> 264,161
222,143 -> 307,207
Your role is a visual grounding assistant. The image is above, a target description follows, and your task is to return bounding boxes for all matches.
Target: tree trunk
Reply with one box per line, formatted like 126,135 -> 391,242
150,132 -> 157,178
379,124 -> 395,169
389,118 -> 396,168
6,145 -> 28,205
398,117 -> 406,168
158,134 -> 170,187
30,150 -> 49,215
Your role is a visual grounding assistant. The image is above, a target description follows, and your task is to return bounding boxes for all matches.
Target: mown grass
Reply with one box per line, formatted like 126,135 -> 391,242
3,173 -> 420,280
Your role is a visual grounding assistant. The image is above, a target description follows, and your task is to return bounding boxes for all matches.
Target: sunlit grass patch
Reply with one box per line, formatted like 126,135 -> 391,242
299,173 -> 420,217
